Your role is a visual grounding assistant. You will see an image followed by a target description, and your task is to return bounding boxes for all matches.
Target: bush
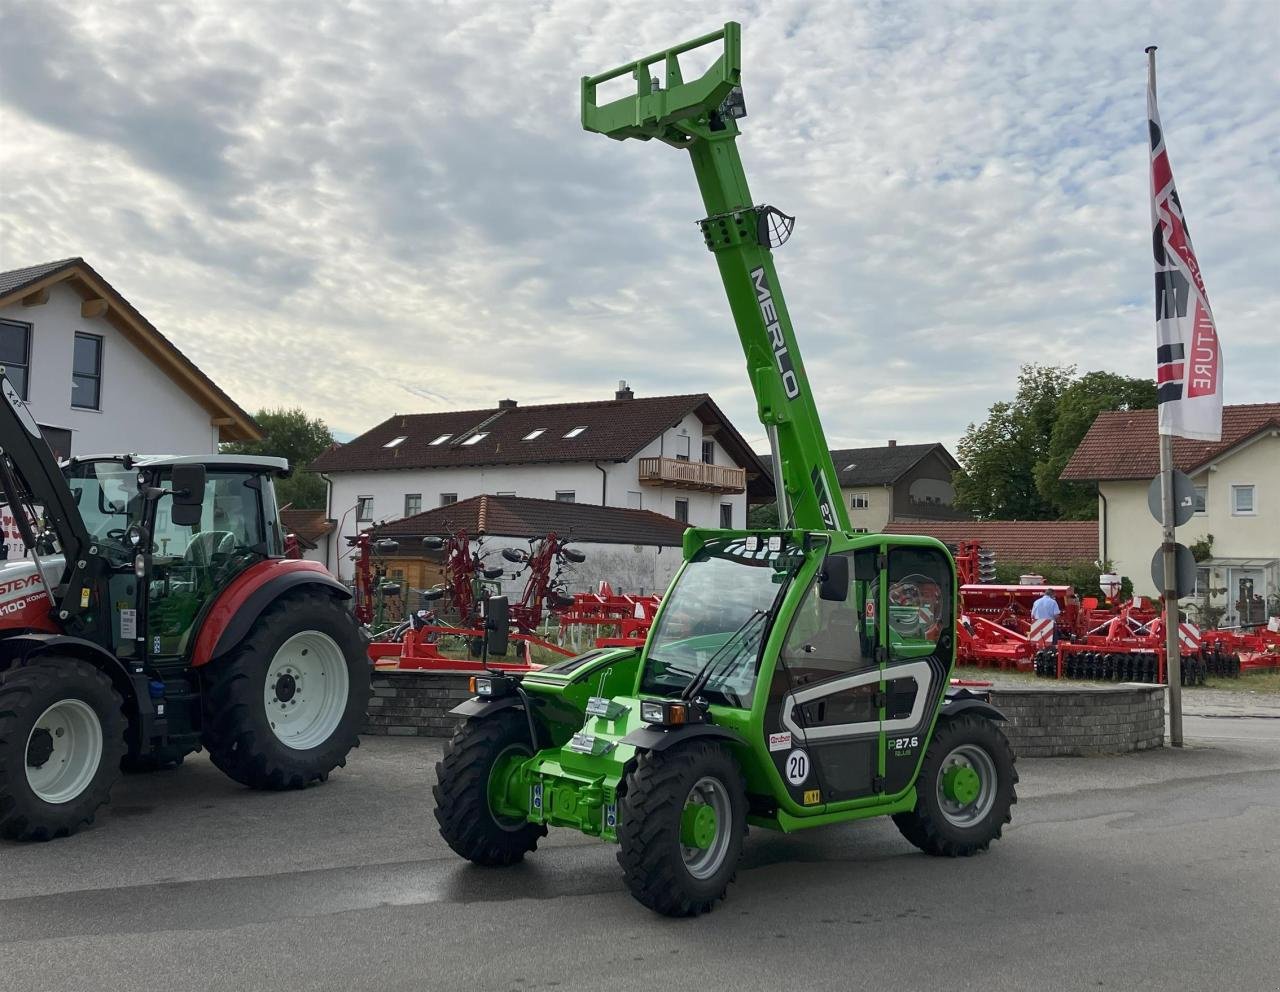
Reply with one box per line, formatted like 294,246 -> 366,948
991,559 -> 1129,602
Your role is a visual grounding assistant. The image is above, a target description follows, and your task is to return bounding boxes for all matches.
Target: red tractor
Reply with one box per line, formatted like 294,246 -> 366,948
0,373 -> 370,841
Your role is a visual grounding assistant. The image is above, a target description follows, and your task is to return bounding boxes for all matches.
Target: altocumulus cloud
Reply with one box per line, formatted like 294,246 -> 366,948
0,0 -> 1275,449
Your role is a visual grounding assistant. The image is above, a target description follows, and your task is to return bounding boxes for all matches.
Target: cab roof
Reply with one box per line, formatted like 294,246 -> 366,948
67,454 -> 291,475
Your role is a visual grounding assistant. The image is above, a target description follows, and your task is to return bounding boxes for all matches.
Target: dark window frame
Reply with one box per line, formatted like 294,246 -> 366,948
719,502 -> 733,528
0,318 -> 33,400
71,331 -> 104,410
674,498 -> 689,523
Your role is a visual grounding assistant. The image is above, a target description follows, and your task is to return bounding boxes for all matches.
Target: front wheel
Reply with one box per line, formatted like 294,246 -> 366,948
201,590 -> 370,790
617,742 -> 746,917
433,709 -> 545,865
893,713 -> 1018,857
0,658 -> 127,841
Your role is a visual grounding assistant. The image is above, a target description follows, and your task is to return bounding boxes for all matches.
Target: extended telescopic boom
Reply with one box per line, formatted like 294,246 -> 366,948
582,22 -> 847,532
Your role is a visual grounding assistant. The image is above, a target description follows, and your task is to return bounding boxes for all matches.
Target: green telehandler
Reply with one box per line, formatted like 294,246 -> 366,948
433,22 -> 1017,916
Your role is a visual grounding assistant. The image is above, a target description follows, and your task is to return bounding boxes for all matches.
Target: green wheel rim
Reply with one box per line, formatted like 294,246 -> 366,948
936,743 -> 997,828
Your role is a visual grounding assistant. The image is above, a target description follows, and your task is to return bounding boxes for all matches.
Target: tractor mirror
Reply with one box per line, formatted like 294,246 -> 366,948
484,595 -> 509,657
852,549 -> 879,583
819,553 -> 849,602
170,463 -> 206,528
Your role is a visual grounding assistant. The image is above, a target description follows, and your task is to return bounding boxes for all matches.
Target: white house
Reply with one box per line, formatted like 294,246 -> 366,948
1062,403 -> 1280,627
0,258 -> 259,457
309,385 -> 773,581
830,441 -> 968,533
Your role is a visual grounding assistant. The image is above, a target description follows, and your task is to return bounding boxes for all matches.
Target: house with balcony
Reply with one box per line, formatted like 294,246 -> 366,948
1061,403 -> 1280,626
308,384 -> 773,580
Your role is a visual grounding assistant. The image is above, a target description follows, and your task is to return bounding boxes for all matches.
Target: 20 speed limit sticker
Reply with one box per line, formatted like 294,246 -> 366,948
784,749 -> 810,786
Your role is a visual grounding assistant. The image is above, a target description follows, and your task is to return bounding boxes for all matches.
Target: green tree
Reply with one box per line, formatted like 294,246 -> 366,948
953,364 -> 1075,520
1033,371 -> 1157,519
222,408 -> 334,510
747,502 -> 780,529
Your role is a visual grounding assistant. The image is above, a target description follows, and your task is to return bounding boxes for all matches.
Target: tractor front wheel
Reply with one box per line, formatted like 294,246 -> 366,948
0,658 -> 127,841
617,742 -> 746,917
433,709 -> 545,865
201,591 -> 370,790
893,713 -> 1017,857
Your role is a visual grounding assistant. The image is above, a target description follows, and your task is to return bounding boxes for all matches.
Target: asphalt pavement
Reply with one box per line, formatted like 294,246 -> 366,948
2,713 -> 1279,992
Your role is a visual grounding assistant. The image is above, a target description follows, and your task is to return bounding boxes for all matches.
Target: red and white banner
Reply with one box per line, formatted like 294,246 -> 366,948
1148,57 -> 1223,442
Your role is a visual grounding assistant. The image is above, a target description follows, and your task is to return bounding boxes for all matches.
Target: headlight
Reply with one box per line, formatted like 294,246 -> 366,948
469,675 -> 516,698
640,699 -> 689,727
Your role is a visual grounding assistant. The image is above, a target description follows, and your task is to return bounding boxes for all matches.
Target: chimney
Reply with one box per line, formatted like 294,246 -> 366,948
498,398 -> 517,410
887,439 -> 897,447
615,379 -> 634,401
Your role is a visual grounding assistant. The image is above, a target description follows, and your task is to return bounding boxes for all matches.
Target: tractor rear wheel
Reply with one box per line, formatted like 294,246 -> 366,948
201,591 -> 370,790
0,658 -> 127,841
893,713 -> 1017,857
617,742 -> 746,917
433,709 -> 546,865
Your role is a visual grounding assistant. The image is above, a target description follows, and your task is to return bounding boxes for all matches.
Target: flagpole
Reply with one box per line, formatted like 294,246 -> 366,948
1149,44 -> 1185,748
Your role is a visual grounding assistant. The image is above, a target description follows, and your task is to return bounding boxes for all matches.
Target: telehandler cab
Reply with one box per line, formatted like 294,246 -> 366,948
0,373 -> 369,841
433,23 -> 1016,916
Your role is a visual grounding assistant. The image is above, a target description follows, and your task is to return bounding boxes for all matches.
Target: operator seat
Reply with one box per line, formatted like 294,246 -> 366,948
184,530 -> 237,569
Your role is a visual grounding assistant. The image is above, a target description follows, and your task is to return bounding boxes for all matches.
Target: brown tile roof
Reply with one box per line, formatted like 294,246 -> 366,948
0,257 -> 260,441
884,519 -> 1098,567
829,442 -> 958,487
369,494 -> 688,548
1060,403 -> 1280,481
309,393 -> 774,500
280,509 -> 335,547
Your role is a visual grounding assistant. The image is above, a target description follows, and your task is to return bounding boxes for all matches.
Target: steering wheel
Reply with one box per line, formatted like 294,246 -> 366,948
106,528 -> 130,542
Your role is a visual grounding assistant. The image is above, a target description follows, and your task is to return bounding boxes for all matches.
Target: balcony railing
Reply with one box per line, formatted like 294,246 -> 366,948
637,456 -> 746,494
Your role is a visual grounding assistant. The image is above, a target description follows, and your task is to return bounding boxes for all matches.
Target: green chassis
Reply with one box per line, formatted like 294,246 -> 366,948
476,527 -> 954,843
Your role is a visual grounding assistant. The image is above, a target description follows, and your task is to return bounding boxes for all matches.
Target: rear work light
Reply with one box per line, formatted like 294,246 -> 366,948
640,699 -> 704,728
470,675 -> 518,699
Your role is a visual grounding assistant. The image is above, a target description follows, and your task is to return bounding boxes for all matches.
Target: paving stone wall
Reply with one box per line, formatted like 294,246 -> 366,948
989,685 -> 1165,757
363,673 -> 472,738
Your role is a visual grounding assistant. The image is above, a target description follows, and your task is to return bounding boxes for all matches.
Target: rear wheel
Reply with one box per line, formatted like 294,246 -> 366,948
201,590 -> 370,790
893,713 -> 1017,857
0,658 -> 127,841
433,709 -> 545,865
617,742 -> 746,916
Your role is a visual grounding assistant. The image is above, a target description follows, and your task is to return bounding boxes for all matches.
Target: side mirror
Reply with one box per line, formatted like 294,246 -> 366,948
170,463 -> 206,528
484,595 -> 509,657
422,536 -> 445,551
819,553 -> 849,602
852,549 -> 879,583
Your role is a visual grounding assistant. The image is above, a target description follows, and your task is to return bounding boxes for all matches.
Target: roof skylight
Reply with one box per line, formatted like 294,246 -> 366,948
563,426 -> 588,438
462,432 -> 489,446
384,436 -> 408,448
523,429 -> 546,441
430,434 -> 452,445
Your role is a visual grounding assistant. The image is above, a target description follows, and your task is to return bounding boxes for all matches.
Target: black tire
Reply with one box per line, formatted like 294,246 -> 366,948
201,590 -> 370,790
0,658 -> 128,841
432,710 -> 545,865
893,713 -> 1018,857
616,742 -> 746,917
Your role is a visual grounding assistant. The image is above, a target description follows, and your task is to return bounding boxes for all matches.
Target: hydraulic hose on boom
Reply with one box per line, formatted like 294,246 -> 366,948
582,21 -> 848,532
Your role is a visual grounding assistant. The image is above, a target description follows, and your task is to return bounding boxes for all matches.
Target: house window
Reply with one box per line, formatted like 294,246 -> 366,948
1193,485 -> 1207,514
356,496 -> 374,522
563,426 -> 587,438
674,498 -> 689,523
1194,566 -> 1211,597
0,319 -> 32,399
627,490 -> 642,510
430,433 -> 452,445
71,332 -> 103,410
404,494 -> 422,517
461,433 -> 488,445
555,490 -> 575,503
522,429 -> 545,441
439,493 -> 457,506
702,440 -> 715,464
719,503 -> 733,528
384,436 -> 407,448
675,435 -> 691,461
1232,485 -> 1255,515
849,493 -> 869,509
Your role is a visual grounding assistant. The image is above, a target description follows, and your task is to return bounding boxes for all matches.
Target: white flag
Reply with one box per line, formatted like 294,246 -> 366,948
1148,59 -> 1223,441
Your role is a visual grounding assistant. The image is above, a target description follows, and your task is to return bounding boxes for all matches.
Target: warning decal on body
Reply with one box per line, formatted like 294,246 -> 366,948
784,749 -> 809,786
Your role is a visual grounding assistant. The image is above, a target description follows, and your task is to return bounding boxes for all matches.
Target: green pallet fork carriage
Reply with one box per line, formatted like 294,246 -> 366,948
433,22 -> 1017,917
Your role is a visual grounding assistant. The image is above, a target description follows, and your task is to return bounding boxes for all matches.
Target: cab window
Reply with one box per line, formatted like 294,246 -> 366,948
887,545 -> 951,660
779,551 -> 876,682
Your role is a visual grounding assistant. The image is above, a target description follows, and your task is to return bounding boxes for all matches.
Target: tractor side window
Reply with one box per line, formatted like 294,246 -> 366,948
887,545 -> 952,660
779,552 -> 874,683
62,461 -> 143,563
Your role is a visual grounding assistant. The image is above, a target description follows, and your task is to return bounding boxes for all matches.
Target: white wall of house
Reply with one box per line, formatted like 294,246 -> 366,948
324,411 -> 750,579
0,284 -> 219,455
1099,431 -> 1279,621
840,485 -> 892,532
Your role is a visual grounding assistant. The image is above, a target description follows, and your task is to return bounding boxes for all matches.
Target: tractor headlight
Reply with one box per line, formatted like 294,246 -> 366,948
470,675 -> 516,699
640,699 -> 688,727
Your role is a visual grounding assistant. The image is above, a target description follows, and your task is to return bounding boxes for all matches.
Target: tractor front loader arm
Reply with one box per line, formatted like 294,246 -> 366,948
582,23 -> 847,533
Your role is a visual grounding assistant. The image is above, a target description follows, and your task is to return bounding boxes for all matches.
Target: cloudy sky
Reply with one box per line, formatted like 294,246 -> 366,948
1,0 -> 1276,452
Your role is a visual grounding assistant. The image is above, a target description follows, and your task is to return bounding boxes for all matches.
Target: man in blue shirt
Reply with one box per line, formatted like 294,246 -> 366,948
1031,590 -> 1061,641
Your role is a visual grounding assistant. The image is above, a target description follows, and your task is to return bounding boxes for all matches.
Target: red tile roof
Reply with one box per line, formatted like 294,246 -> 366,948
370,494 -> 688,548
280,509 -> 335,547
309,393 -> 773,500
884,519 -> 1098,567
1060,403 -> 1280,481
